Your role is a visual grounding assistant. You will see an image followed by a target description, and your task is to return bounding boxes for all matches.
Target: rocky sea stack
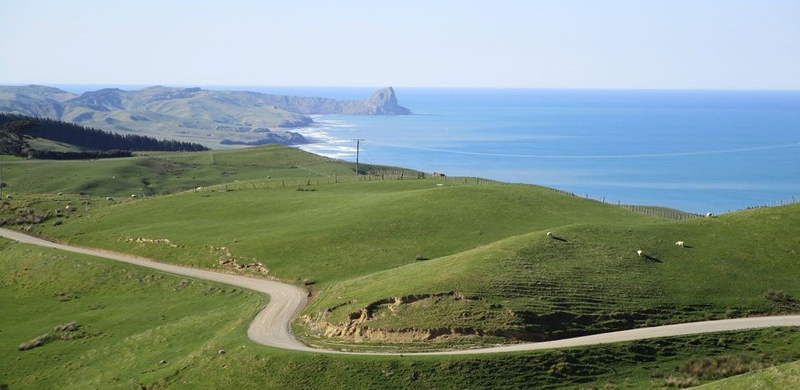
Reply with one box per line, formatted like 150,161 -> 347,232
364,87 -> 412,115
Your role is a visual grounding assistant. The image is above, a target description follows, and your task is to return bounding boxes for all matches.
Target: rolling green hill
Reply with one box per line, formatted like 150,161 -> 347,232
300,204 -> 800,350
0,238 -> 262,389
4,145 -> 797,352
3,237 -> 800,389
0,145 -> 364,196
2,144 -> 799,388
30,179 -> 658,284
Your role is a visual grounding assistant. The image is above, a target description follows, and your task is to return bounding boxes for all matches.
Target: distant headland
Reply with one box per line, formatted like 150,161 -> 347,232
0,85 -> 411,147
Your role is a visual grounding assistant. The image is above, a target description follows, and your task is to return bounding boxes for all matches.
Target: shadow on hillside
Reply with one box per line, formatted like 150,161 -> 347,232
644,255 -> 662,263
552,236 -> 568,242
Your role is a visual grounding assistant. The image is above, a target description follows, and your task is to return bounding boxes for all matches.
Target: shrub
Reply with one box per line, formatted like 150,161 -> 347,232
54,321 -> 79,332
664,375 -> 699,388
679,354 -> 767,380
18,334 -> 52,351
765,290 -> 796,305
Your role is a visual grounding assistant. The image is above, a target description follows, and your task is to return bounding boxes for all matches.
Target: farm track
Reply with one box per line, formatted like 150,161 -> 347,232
2,227 -> 799,356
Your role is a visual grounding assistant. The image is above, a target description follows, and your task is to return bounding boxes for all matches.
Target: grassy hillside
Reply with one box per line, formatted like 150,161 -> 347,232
3,238 -> 800,389
0,238 -> 262,389
299,203 -> 800,350
0,145 -> 361,196
29,178 -> 657,285
4,144 -> 797,351
697,360 -> 800,389
26,138 -> 85,153
2,144 -> 799,386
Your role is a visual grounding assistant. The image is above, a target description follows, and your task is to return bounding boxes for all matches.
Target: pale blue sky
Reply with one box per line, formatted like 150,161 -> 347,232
1,0 -> 799,89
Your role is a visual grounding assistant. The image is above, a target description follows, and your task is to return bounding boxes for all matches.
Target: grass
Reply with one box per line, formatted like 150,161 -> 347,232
298,203 -> 800,350
28,178 -> 657,284
2,144 -> 799,386
3,237 -> 800,389
0,238 -> 263,389
0,145 -> 362,197
26,137 -> 86,153
696,359 -> 800,390
3,145 -> 797,350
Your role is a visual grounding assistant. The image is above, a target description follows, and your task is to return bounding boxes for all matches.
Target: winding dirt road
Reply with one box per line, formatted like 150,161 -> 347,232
2,227 -> 799,356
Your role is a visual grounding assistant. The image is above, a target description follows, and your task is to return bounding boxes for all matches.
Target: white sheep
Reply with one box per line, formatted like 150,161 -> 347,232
675,241 -> 685,247
131,194 -> 138,199
705,212 -> 713,218
546,232 -> 553,238
57,192 -> 63,196
106,197 -> 113,201
637,249 -> 643,257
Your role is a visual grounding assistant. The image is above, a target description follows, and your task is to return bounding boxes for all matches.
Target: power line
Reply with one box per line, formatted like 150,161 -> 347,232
359,143 -> 378,166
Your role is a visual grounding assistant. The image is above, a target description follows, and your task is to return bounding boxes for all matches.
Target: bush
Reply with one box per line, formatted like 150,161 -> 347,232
54,321 -> 79,332
679,354 -> 767,380
664,375 -> 699,388
18,334 -> 52,351
765,290 -> 796,305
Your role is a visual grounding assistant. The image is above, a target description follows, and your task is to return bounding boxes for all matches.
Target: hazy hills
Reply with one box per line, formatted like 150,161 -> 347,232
0,85 -> 411,147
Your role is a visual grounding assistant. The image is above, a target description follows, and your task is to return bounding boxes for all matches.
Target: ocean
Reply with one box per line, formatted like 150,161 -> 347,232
57,85 -> 800,214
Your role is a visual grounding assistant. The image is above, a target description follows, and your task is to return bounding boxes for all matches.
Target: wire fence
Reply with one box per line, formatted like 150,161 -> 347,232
190,172 -> 800,221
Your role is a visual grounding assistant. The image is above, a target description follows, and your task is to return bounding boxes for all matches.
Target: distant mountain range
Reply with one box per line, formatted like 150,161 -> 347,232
0,85 -> 411,147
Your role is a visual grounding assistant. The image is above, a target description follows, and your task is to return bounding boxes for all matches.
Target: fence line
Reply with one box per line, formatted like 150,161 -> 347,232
191,176 -> 800,220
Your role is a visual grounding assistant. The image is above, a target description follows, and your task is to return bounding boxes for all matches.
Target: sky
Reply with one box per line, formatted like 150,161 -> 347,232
1,0 -> 799,90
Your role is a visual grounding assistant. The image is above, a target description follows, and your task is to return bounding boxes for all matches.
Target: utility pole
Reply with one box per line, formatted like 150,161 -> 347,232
353,139 -> 364,176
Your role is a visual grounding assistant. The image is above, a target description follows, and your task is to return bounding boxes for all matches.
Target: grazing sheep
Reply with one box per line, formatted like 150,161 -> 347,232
637,249 -> 643,257
705,212 -> 713,218
218,349 -> 226,355
196,187 -> 203,191
106,197 -> 113,201
65,205 -> 73,211
57,192 -> 63,196
675,241 -> 685,247
131,194 -> 138,199
546,232 -> 553,238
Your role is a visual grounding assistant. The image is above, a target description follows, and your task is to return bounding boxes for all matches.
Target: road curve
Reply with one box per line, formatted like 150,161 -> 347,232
2,227 -> 799,356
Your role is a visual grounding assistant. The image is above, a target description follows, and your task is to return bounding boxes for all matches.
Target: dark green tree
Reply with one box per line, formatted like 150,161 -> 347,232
0,120 -> 37,156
